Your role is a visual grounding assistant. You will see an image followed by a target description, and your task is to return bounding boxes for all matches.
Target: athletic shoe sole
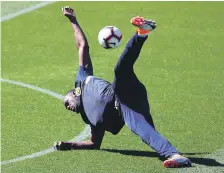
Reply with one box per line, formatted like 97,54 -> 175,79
163,159 -> 192,168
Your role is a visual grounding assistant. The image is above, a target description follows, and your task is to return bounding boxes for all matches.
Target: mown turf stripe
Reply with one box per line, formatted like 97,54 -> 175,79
1,1 -> 55,22
175,148 -> 224,173
1,126 -> 91,165
1,78 -> 91,165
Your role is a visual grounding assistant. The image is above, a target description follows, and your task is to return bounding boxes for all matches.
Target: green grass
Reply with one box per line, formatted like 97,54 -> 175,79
1,1 -> 224,173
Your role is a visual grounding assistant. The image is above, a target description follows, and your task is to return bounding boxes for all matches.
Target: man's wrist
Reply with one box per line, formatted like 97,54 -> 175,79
68,16 -> 77,24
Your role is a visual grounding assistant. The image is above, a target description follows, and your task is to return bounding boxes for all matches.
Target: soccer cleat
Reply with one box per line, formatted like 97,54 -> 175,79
163,154 -> 192,168
54,141 -> 73,150
131,16 -> 156,35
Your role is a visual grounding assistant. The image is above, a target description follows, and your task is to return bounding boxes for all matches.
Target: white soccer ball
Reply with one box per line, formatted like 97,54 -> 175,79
98,26 -> 122,49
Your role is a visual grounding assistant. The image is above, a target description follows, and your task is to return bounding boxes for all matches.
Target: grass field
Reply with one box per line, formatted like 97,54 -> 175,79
1,1 -> 224,173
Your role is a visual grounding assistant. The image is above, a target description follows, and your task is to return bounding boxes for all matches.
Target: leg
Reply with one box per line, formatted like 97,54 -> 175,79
112,17 -> 156,112
121,103 -> 179,158
121,103 -> 192,168
113,17 -> 157,129
112,34 -> 153,124
112,16 -> 156,82
113,33 -> 148,83
112,33 -> 148,103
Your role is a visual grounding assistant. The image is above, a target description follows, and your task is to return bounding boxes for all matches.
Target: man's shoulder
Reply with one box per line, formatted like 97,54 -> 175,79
76,65 -> 93,82
84,76 -> 94,84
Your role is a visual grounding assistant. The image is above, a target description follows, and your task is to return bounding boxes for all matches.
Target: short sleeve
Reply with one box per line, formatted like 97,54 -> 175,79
75,66 -> 93,82
90,125 -> 105,147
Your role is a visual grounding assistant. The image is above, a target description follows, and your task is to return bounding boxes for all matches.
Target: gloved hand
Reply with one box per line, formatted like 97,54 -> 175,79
54,141 -> 73,150
62,6 -> 76,19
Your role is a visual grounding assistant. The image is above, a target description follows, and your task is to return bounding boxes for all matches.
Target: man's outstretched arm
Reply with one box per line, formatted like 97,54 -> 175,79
62,6 -> 92,69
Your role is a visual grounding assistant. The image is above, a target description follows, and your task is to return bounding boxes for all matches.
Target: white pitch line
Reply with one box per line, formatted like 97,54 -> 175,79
1,78 -> 91,165
1,126 -> 91,165
1,78 -> 63,100
1,1 -> 56,22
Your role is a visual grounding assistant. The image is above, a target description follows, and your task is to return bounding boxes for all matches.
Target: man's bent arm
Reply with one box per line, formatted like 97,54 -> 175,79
71,125 -> 105,149
71,140 -> 98,149
54,125 -> 105,150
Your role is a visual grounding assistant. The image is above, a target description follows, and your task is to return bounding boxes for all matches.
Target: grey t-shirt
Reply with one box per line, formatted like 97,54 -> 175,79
76,66 -> 124,134
82,76 -> 115,126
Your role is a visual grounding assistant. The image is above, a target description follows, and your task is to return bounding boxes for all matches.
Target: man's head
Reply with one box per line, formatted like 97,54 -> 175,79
64,89 -> 81,113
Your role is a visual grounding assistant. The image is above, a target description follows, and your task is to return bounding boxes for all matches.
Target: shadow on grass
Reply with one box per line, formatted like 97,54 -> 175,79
189,157 -> 224,167
102,149 -> 224,167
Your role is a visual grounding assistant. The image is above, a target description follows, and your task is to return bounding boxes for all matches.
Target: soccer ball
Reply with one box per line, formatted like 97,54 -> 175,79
98,26 -> 122,49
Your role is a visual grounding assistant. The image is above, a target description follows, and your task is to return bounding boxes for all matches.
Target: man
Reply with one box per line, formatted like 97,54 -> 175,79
54,6 -> 192,168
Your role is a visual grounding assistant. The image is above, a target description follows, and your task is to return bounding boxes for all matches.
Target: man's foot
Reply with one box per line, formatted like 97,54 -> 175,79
131,16 -> 156,35
163,154 -> 192,168
54,141 -> 73,150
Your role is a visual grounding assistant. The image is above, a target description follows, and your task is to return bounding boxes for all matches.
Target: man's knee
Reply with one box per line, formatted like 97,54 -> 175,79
114,64 -> 125,79
114,64 -> 119,76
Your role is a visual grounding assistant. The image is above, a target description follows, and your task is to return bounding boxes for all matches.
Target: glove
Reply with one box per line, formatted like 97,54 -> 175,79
62,6 -> 76,19
54,141 -> 73,150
